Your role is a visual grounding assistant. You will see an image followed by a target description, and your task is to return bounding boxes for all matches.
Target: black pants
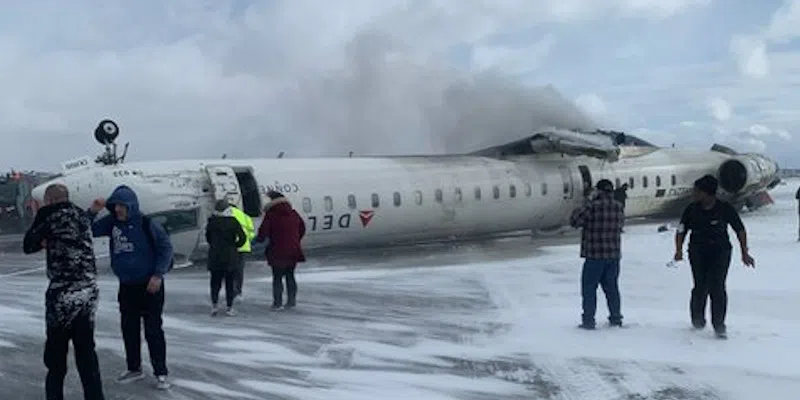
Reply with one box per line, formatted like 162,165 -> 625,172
271,265 -> 297,307
688,245 -> 732,331
232,253 -> 245,296
210,270 -> 235,308
118,282 -> 168,376
44,313 -> 105,400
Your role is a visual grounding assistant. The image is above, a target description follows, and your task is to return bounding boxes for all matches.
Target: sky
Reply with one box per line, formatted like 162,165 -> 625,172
1,0 -> 799,171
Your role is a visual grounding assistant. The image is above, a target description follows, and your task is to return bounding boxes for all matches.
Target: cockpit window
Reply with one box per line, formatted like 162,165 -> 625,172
146,208 -> 199,234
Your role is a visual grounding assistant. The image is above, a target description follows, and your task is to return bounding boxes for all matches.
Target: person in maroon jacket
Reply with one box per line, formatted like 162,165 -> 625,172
255,191 -> 306,310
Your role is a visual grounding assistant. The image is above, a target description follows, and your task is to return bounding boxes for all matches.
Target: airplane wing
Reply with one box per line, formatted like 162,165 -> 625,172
470,128 -> 623,161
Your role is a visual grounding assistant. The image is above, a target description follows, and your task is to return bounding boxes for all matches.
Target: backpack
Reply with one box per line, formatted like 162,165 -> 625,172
109,215 -> 175,272
143,215 -> 175,272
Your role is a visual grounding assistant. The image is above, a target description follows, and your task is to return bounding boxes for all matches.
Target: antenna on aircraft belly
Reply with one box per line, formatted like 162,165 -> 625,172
93,119 -> 128,166
277,151 -> 284,158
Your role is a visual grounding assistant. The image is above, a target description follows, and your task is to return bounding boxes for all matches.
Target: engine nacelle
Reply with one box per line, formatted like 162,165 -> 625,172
717,154 -> 779,195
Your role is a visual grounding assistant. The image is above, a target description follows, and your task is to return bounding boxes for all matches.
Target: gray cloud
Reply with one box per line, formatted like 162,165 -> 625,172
8,0 -> 785,172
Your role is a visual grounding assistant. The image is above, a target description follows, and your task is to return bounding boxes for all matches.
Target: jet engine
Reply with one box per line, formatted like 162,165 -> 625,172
717,154 -> 779,195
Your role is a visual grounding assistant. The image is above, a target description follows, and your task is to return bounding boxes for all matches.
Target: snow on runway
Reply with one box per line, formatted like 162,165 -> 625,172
1,180 -> 799,399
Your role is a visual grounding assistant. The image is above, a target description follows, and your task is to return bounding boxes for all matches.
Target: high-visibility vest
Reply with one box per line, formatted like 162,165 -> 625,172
230,206 -> 255,252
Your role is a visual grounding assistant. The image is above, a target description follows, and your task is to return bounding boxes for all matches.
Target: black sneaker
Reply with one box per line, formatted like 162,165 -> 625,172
714,327 -> 727,339
578,323 -> 596,330
609,320 -> 623,327
692,320 -> 705,330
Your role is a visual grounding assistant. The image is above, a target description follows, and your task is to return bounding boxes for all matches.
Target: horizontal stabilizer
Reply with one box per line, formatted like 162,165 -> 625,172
470,128 -> 622,161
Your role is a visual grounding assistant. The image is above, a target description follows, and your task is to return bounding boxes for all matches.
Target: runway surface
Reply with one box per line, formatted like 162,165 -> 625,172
1,180 -> 799,399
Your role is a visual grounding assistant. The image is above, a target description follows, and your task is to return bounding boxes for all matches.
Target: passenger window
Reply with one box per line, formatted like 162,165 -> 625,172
414,190 -> 422,205
509,184 -> 516,198
323,196 -> 333,212
643,176 -> 648,188
474,187 -> 481,200
628,177 -> 634,189
656,176 -> 661,187
347,194 -> 357,210
302,197 -> 312,213
393,192 -> 401,207
455,187 -> 463,202
371,193 -> 380,208
671,175 -> 677,186
493,185 -> 500,199
435,189 -> 443,203
147,208 -> 199,235
524,183 -> 532,197
541,182 -> 548,196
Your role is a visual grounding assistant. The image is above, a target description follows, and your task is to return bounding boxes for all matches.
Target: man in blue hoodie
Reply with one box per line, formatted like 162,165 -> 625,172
88,185 -> 173,390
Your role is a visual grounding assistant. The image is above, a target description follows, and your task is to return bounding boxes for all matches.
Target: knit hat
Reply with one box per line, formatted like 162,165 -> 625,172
694,174 -> 718,196
214,199 -> 229,212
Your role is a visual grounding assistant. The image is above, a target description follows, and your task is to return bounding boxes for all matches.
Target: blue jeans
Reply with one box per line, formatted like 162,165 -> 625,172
581,258 -> 622,326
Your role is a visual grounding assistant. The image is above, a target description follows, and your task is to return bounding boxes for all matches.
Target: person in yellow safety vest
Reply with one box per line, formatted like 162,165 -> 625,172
229,203 -> 255,301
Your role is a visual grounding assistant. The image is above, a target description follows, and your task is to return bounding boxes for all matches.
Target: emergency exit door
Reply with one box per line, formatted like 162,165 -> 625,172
205,165 -> 243,209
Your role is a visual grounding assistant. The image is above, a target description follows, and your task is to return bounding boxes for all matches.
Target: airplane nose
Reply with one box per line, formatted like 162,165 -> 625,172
31,183 -> 45,203
30,183 -> 46,213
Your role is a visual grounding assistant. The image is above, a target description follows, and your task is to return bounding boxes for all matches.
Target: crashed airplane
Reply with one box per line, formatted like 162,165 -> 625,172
31,120 -> 780,264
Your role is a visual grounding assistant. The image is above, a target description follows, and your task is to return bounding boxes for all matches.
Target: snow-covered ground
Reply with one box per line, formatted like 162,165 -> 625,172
1,179 -> 799,400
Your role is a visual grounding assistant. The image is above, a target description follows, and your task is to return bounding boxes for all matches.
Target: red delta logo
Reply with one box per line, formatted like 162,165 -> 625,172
358,210 -> 375,227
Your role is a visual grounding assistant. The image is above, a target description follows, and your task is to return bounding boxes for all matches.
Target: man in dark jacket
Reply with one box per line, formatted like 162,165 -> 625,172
88,185 -> 173,390
674,175 -> 754,339
23,183 -> 105,400
569,179 -> 625,330
795,186 -> 800,241
614,183 -> 628,210
205,200 -> 247,316
255,191 -> 306,310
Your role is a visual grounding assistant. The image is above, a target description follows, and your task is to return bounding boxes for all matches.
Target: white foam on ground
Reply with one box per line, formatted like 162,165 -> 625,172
172,379 -> 261,399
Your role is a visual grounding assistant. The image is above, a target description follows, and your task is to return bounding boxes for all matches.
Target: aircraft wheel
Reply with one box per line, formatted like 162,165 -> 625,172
94,119 -> 120,145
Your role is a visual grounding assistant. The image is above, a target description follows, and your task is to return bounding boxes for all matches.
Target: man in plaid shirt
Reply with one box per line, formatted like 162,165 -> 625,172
569,178 -> 625,329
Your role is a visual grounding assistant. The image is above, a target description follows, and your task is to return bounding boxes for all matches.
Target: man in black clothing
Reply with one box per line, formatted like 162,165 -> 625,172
673,175 -> 755,339
614,183 -> 628,210
23,184 -> 105,400
795,186 -> 800,241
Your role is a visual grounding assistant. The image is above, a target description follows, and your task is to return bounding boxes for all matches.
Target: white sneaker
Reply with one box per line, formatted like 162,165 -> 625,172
116,369 -> 145,383
155,375 -> 171,390
226,308 -> 237,316
211,304 -> 219,316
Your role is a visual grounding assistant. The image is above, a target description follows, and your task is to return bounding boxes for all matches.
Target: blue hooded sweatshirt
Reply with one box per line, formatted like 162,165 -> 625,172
90,185 -> 173,284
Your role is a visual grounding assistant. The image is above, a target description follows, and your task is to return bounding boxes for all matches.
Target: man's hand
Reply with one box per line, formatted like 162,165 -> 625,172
742,252 -> 755,268
90,198 -> 106,213
147,276 -> 162,294
41,239 -> 47,248
673,250 -> 683,262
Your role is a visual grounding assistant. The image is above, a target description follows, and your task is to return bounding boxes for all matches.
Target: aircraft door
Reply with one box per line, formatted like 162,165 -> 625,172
578,165 -> 592,197
558,166 -> 574,199
204,165 -> 243,209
